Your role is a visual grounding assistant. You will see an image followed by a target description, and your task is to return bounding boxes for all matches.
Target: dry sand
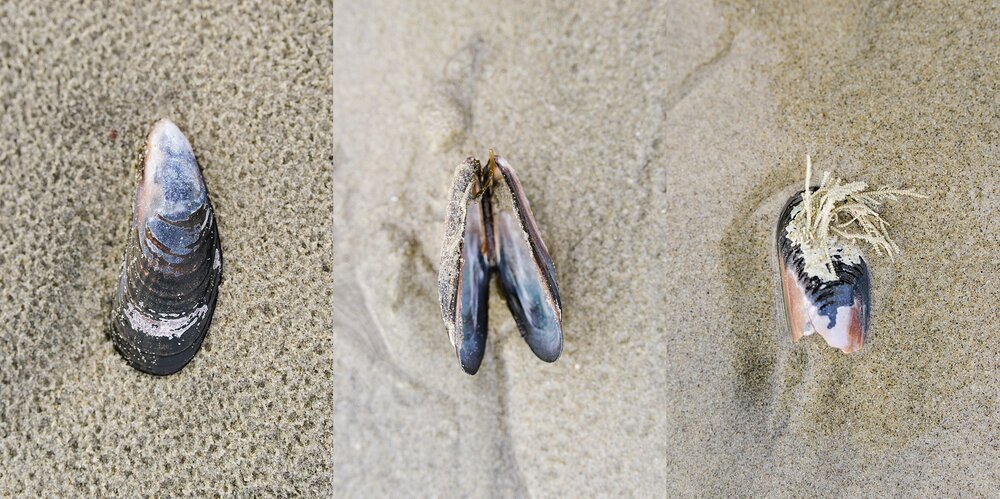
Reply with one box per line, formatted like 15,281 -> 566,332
334,0 -> 997,496
0,1 -> 332,494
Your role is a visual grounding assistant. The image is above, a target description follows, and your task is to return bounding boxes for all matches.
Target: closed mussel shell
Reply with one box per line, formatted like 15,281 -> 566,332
110,119 -> 223,375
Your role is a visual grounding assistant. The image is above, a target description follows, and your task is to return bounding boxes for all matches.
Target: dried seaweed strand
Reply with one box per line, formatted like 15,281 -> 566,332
797,154 -> 927,275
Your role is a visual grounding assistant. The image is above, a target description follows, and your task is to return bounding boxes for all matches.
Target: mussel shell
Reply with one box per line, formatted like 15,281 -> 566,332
438,158 -> 492,374
110,119 -> 223,375
492,155 -> 563,362
776,190 -> 870,353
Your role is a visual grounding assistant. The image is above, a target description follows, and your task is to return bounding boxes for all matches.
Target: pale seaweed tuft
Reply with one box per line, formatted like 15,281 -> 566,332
788,154 -> 927,279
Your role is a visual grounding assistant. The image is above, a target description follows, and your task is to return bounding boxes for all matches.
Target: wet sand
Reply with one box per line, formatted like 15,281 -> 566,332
0,1 -> 332,494
335,0 -> 997,496
699,2 -> 999,495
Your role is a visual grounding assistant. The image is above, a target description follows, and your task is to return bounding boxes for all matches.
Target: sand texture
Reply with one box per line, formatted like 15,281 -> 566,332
334,0 -> 997,496
0,1 -> 332,494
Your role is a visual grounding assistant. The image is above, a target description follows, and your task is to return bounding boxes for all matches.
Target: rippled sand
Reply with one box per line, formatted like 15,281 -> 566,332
0,2 -> 332,494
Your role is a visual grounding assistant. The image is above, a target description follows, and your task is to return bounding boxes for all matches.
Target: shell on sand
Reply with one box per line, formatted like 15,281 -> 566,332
491,154 -> 563,362
438,158 -> 492,374
438,152 -> 563,374
776,190 -> 870,353
110,119 -> 223,375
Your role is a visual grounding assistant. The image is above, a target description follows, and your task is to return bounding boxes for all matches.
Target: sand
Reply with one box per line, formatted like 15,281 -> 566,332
0,1 -> 332,495
334,0 -> 997,496
2,0 -> 994,495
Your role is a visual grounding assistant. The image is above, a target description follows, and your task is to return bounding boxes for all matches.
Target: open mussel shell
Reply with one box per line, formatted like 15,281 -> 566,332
438,158 -> 492,374
776,190 -> 870,353
439,153 -> 564,374
110,119 -> 223,375
491,155 -> 563,363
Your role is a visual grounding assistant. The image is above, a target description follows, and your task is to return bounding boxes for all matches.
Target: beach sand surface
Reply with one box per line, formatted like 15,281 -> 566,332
0,1 -> 332,494
334,0 -> 997,496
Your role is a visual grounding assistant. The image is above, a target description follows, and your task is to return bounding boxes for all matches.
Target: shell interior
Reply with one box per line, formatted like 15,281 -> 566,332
455,177 -> 492,374
438,159 -> 477,355
492,156 -> 563,362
